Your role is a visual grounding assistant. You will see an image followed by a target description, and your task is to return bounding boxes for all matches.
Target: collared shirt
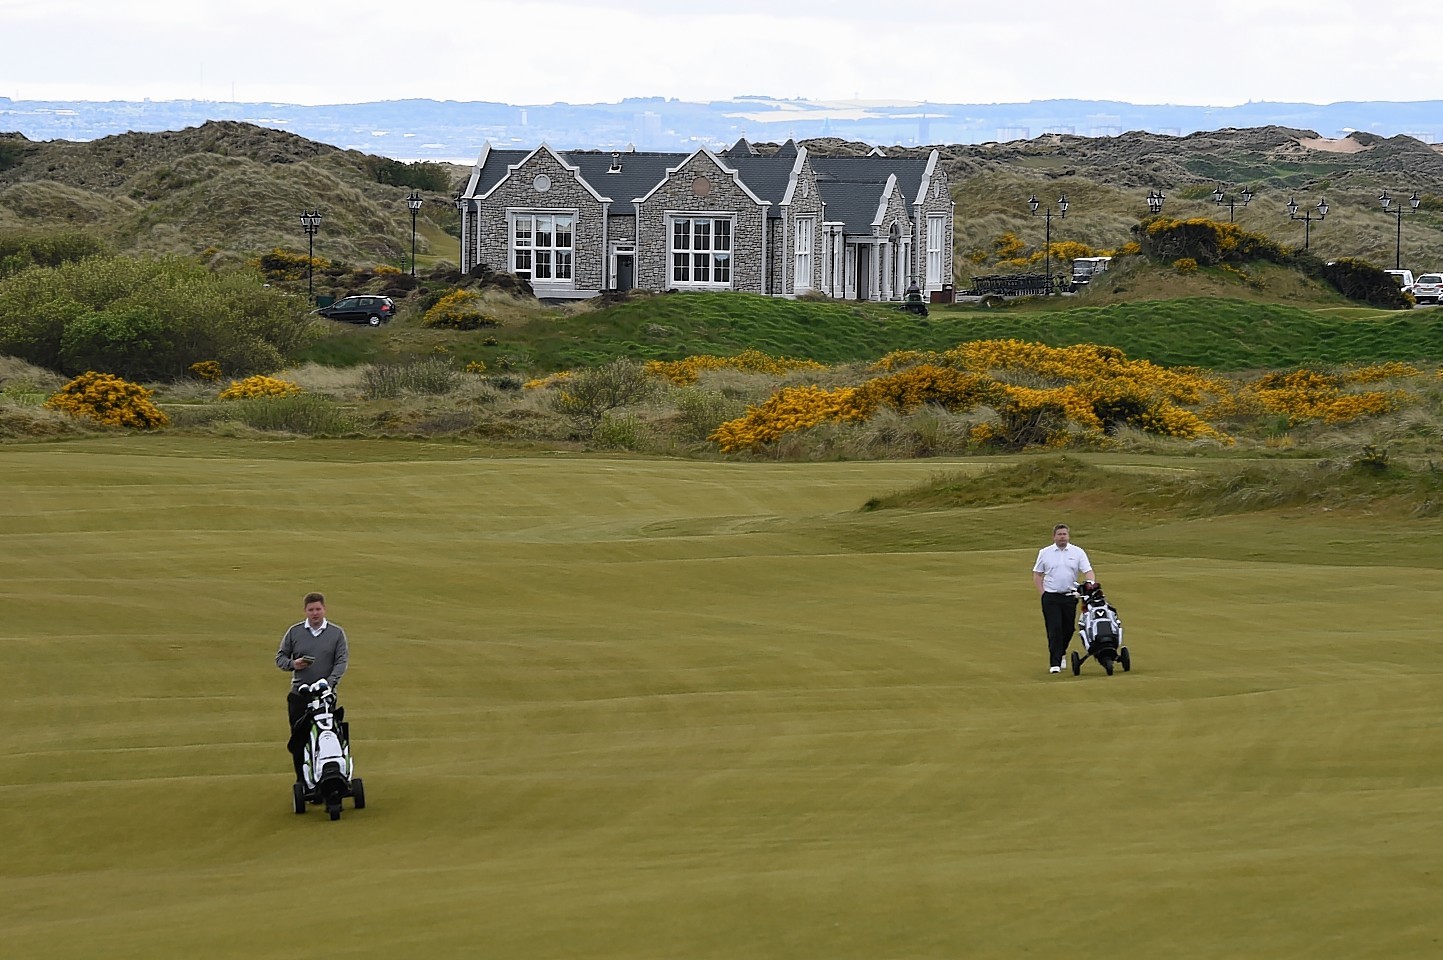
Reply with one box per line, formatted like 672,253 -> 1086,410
1033,543 -> 1093,593
306,618 -> 329,637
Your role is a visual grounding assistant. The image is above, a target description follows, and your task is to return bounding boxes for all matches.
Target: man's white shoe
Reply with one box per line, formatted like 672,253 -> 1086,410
1049,665 -> 1061,674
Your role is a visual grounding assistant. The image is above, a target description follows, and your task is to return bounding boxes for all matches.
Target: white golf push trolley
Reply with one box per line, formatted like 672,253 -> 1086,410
292,679 -> 365,820
1070,581 -> 1132,676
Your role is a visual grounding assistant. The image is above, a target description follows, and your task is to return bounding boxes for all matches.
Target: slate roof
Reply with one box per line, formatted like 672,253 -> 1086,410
561,151 -> 678,214
467,142 -> 931,230
812,157 -> 932,235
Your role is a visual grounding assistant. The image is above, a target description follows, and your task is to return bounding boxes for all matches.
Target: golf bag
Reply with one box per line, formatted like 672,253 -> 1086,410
1071,582 -> 1131,676
291,679 -> 365,820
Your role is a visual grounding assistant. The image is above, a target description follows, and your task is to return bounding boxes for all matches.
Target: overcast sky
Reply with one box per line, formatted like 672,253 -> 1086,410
3,0 -> 1440,107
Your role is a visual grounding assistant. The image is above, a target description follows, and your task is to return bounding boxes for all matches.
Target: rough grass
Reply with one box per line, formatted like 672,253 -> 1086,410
1,441 -> 1440,959
867,453 -> 1443,517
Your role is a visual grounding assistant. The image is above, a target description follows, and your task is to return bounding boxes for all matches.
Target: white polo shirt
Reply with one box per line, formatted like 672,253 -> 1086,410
1033,543 -> 1092,593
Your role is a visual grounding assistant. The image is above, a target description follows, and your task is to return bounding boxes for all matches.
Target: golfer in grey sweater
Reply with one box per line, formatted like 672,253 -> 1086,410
277,592 -> 349,783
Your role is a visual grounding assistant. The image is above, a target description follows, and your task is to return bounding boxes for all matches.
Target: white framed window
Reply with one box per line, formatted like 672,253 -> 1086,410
511,212 -> 574,282
670,216 -> 733,286
794,216 -> 814,292
926,215 -> 946,287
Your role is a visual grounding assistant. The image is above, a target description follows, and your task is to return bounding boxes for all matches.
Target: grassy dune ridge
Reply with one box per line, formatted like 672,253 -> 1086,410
2,440 -> 1440,958
296,290 -> 1443,374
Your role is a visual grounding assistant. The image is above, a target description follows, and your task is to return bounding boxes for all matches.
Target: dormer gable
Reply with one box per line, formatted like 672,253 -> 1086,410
479,142 -> 612,204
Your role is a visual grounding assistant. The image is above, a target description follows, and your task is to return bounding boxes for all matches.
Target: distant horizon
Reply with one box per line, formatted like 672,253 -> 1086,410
7,94 -> 1443,110
7,95 -> 1442,160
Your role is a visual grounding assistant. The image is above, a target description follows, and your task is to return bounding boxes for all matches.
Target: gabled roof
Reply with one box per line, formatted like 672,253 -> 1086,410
561,151 -> 678,215
811,155 -> 933,234
478,143 -> 613,204
462,141 -> 925,227
632,147 -> 770,208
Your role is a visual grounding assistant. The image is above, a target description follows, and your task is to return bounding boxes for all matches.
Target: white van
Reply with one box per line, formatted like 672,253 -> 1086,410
1384,269 -> 1415,293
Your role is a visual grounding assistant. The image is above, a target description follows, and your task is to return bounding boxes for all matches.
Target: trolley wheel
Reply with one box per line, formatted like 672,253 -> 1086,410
1069,651 -> 1081,675
292,782 -> 307,815
351,778 -> 366,809
1120,647 -> 1131,672
328,802 -> 342,821
1102,656 -> 1114,676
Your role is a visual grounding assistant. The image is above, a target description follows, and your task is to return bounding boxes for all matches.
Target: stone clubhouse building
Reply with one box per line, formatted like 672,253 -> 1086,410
455,139 -> 954,302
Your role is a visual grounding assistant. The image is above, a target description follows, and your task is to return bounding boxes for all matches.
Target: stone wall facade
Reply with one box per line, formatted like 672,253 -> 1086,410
777,158 -> 825,294
634,153 -> 767,293
915,164 -> 954,292
474,147 -> 607,293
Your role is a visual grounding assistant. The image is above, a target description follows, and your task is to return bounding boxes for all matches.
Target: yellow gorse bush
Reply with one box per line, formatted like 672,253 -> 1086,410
1248,369 -> 1406,425
423,289 -> 497,330
714,339 -> 1238,453
524,370 -> 573,390
218,375 -> 303,400
45,371 -> 169,429
1345,362 -> 1422,383
645,349 -> 826,385
710,385 -> 864,452
188,360 -> 223,381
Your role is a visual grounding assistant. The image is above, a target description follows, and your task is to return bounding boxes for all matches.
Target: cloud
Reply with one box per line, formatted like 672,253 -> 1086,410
1,0 -> 1441,105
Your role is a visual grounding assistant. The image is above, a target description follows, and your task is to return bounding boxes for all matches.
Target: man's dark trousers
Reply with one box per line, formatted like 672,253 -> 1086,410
1040,591 -> 1079,668
286,690 -> 308,783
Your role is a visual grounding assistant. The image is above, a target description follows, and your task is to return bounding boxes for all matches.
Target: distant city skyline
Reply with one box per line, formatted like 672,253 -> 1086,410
2,0 -> 1439,108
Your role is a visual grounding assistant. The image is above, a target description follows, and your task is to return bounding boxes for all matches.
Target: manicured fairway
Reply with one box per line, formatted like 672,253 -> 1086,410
1,439 -> 1439,959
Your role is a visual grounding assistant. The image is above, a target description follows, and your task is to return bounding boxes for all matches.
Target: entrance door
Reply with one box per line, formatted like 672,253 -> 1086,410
854,246 -> 870,301
616,255 -> 634,292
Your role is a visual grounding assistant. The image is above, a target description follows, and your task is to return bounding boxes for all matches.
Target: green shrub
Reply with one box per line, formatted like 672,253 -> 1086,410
591,411 -> 650,450
0,230 -> 108,278
553,359 -> 656,435
362,157 -> 452,192
360,358 -> 461,399
0,254 -> 314,377
673,387 -> 746,441
220,394 -> 350,435
58,306 -> 170,380
1320,259 -> 1412,309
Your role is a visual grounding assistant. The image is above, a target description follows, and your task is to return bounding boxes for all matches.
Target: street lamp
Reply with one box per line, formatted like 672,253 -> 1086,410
406,190 -> 424,277
1285,196 -> 1328,251
1027,193 -> 1069,295
453,194 -> 466,270
1212,184 -> 1254,222
1145,190 -> 1166,215
299,209 -> 322,302
1378,190 -> 1420,269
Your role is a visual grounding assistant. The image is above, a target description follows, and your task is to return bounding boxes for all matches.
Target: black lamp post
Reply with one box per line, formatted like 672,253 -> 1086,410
453,195 -> 465,270
1027,193 -> 1069,295
299,209 -> 322,302
1212,184 -> 1254,222
1285,196 -> 1328,251
1379,190 -> 1420,269
1146,189 -> 1166,215
406,190 -> 424,277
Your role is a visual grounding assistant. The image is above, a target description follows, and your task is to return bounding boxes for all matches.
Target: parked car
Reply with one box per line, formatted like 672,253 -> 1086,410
1070,255 -> 1112,286
315,295 -> 396,326
1383,269 -> 1415,294
1411,273 -> 1443,304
